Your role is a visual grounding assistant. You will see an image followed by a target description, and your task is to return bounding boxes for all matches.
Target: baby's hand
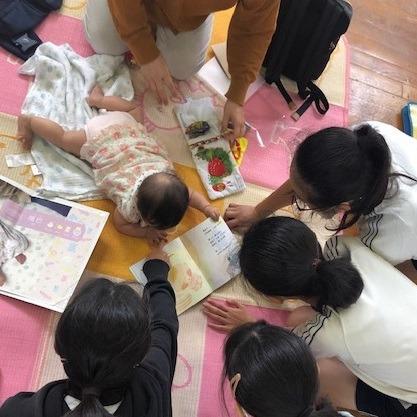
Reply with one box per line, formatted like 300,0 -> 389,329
204,205 -> 220,221
87,85 -> 104,108
145,227 -> 168,246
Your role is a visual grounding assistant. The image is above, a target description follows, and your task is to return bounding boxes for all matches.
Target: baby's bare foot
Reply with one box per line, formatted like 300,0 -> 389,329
17,115 -> 33,150
87,85 -> 104,108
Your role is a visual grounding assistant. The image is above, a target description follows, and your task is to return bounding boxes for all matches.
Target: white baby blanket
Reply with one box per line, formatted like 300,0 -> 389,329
20,42 -> 135,200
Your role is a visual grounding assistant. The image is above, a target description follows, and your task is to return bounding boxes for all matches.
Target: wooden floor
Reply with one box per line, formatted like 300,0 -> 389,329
347,0 -> 417,128
212,1 -> 417,129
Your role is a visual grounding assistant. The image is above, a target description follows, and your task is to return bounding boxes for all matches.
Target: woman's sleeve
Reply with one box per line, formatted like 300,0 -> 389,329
226,0 -> 281,106
141,259 -> 179,382
108,0 -> 160,64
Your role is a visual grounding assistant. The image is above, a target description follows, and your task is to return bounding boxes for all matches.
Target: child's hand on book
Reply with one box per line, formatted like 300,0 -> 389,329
203,298 -> 255,332
224,203 -> 260,233
203,204 -> 220,221
145,227 -> 168,246
147,246 -> 170,266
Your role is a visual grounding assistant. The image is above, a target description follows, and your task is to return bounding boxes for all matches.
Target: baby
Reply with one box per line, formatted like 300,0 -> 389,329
17,86 -> 220,244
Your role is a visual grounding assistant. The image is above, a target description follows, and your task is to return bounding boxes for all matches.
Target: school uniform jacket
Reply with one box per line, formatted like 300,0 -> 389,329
0,260 -> 179,417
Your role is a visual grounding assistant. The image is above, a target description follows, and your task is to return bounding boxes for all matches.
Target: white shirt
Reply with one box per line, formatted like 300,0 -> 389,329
295,236 -> 417,404
357,121 -> 417,265
64,395 -> 121,414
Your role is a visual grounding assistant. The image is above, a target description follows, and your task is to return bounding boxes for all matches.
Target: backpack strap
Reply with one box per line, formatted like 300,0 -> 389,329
292,81 -> 329,120
274,78 -> 297,110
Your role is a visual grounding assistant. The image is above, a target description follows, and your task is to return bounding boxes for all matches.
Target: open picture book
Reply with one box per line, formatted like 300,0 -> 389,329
0,175 -> 108,312
175,97 -> 246,200
130,217 -> 241,315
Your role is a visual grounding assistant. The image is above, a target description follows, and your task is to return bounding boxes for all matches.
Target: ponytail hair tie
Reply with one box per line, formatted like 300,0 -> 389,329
298,406 -> 314,417
81,386 -> 101,399
230,373 -> 241,396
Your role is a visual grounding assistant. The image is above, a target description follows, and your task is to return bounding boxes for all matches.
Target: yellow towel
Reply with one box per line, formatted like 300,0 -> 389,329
85,163 -> 224,279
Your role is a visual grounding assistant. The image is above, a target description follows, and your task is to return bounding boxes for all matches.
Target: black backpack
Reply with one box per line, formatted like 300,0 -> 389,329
0,0 -> 62,60
263,0 -> 352,120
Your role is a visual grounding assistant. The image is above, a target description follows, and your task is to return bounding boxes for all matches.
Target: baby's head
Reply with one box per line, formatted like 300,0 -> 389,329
137,172 -> 189,230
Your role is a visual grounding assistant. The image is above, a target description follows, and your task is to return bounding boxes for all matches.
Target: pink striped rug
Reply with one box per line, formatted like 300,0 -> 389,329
0,297 -> 52,403
241,88 -> 349,190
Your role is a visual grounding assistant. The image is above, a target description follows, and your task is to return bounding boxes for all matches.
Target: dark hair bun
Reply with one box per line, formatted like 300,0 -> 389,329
354,124 -> 390,169
314,258 -> 364,312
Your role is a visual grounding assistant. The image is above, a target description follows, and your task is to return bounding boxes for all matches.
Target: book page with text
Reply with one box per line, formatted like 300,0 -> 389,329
181,218 -> 240,291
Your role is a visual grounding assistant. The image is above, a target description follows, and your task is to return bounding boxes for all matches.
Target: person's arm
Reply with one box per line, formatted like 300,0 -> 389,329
226,0 -> 280,106
225,179 -> 294,231
87,85 -> 137,112
188,188 -> 220,221
113,208 -> 167,244
107,0 -> 179,105
203,298 -> 256,333
108,0 -> 159,65
142,253 -> 179,382
255,178 -> 294,217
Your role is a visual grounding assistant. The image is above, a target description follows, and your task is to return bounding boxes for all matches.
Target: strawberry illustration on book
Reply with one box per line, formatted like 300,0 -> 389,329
196,147 -> 234,192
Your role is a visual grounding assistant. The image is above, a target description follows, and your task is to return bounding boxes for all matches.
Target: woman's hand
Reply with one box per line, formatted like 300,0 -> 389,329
203,298 -> 255,333
141,55 -> 180,105
224,203 -> 260,233
221,100 -> 246,142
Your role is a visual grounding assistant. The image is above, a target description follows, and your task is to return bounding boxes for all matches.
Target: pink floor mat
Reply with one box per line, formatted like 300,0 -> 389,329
0,12 -> 93,117
240,83 -> 349,190
0,296 -> 51,403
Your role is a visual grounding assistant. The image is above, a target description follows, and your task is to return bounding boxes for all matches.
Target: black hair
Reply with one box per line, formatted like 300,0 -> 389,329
137,171 -> 189,229
223,321 -> 339,417
240,217 -> 363,313
293,124 -> 415,232
55,278 -> 150,417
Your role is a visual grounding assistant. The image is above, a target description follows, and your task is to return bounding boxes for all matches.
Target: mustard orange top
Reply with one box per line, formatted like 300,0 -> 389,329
108,0 -> 280,106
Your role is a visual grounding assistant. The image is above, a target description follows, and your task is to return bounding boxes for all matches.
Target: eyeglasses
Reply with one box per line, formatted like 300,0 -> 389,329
292,194 -> 314,212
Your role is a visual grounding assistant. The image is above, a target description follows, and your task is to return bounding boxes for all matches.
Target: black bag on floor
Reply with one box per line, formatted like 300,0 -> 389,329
263,0 -> 352,119
0,0 -> 63,60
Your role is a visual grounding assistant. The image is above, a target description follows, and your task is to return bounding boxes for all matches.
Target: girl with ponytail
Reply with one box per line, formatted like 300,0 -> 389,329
204,217 -> 417,417
0,247 -> 178,417
223,322 -> 340,417
225,122 -> 417,280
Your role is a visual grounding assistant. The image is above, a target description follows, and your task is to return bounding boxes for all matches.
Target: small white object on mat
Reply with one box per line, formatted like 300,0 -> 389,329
30,165 -> 42,176
5,153 -> 35,168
